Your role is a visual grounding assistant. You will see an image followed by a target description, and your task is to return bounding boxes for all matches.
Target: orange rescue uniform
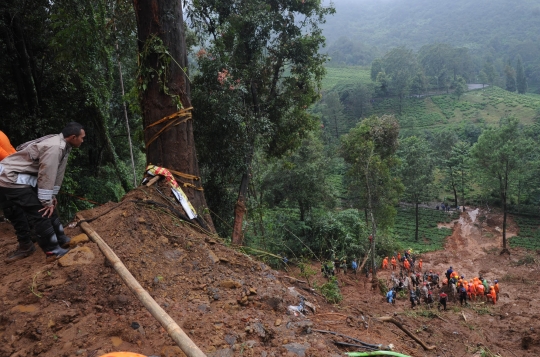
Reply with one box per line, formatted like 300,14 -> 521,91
487,286 -> 497,304
418,259 -> 423,271
0,130 -> 16,160
391,257 -> 397,270
476,283 -> 485,300
403,259 -> 410,271
382,257 -> 389,269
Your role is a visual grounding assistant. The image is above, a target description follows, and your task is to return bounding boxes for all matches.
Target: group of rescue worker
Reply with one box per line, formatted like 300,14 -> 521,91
382,252 -> 501,310
0,124 -> 85,263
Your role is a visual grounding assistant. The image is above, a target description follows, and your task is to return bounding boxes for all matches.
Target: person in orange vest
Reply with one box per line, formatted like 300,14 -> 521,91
391,256 -> 397,270
468,280 -> 476,301
397,252 -> 401,262
418,258 -> 423,271
487,286 -> 497,304
403,259 -> 410,272
494,279 -> 500,301
0,130 -> 16,161
382,256 -> 389,269
476,281 -> 485,301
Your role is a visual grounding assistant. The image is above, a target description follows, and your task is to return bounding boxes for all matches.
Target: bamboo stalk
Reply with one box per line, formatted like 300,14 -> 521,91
77,214 -> 206,357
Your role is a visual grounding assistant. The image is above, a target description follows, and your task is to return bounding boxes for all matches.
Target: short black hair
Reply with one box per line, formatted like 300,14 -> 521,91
62,122 -> 84,137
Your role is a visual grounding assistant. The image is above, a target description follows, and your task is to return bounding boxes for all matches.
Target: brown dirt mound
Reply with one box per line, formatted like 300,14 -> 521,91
1,191 -> 540,357
1,187 -> 348,357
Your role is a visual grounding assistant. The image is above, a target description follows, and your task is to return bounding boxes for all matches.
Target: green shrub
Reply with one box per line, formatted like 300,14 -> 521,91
315,276 -> 343,304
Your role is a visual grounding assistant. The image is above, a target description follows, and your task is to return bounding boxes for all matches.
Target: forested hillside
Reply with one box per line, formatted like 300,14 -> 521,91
1,0 -> 540,284
324,0 -> 540,88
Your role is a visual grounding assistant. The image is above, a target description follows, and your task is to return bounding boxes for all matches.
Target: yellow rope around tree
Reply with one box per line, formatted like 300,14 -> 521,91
145,107 -> 193,149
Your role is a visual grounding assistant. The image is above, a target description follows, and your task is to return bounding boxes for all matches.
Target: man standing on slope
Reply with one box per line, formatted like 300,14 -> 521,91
0,122 -> 85,262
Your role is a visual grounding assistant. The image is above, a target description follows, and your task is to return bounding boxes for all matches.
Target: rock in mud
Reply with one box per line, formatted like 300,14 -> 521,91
58,246 -> 95,266
219,279 -> 241,289
283,342 -> 310,356
68,233 -> 89,247
160,345 -> 187,356
208,250 -> 220,264
210,348 -> 233,357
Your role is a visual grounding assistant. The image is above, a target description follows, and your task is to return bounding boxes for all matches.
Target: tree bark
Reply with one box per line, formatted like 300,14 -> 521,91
231,171 -> 249,245
502,165 -> 508,251
415,201 -> 419,241
133,0 -> 214,231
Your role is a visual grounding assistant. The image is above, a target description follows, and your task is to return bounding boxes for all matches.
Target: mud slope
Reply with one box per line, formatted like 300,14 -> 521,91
1,190 -> 539,357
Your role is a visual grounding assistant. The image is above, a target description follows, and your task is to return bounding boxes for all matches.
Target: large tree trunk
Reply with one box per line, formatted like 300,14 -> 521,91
133,0 -> 214,231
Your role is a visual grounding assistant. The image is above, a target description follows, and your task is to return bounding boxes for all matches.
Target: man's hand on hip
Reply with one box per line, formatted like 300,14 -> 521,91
39,205 -> 55,218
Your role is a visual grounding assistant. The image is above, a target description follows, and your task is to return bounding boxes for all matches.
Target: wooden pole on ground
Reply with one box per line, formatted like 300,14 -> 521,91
77,214 -> 207,357
376,316 -> 436,350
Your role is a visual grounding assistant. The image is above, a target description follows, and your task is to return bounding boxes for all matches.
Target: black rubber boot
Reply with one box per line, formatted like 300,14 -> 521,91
5,242 -> 36,264
52,216 -> 71,248
45,246 -> 70,262
35,225 -> 70,262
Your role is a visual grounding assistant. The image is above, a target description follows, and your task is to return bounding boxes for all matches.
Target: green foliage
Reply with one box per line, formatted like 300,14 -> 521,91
261,133 -> 336,221
516,55 -> 528,94
397,136 -> 435,241
453,77 -> 467,100
298,258 -> 317,286
511,216 -> 540,250
322,67 -> 372,90
505,65 -> 517,93
341,115 -> 403,229
137,34 -> 185,109
471,117 -> 536,248
244,207 -> 368,262
398,136 -> 435,205
315,276 -> 343,304
189,0 -> 335,236
341,114 -> 402,275
0,0 -> 143,221
392,207 -> 458,252
322,0 -> 540,89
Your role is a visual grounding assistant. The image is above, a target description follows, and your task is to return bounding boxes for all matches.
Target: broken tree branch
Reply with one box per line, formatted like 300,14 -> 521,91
333,341 -> 377,350
435,313 -> 449,323
376,316 -> 436,351
146,175 -> 161,187
312,329 -> 388,350
77,214 -> 206,357
282,275 -> 307,284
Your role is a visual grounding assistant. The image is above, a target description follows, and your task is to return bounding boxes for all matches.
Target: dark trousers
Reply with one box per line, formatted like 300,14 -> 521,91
0,186 -> 60,252
0,195 -> 32,246
439,298 -> 447,310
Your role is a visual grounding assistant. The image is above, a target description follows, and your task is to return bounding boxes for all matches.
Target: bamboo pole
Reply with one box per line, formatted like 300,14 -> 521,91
77,214 -> 206,357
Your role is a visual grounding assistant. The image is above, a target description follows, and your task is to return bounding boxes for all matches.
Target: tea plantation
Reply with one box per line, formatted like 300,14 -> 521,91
393,207 -> 459,252
510,215 -> 540,250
